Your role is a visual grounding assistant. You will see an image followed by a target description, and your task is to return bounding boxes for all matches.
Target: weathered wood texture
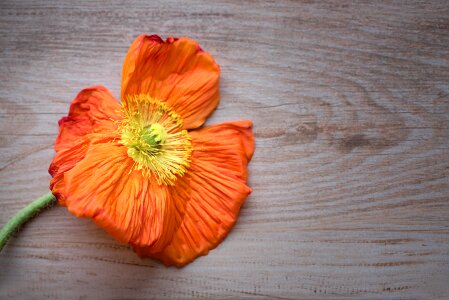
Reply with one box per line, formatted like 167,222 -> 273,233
1,1 -> 449,299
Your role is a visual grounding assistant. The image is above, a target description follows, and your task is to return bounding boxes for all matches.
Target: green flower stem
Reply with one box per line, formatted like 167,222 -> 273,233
0,192 -> 56,252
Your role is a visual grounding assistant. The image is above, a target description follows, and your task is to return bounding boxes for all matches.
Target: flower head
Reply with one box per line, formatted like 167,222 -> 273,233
49,34 -> 254,267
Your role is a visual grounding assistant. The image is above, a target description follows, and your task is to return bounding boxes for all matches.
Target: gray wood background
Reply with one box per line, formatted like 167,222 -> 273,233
1,1 -> 448,299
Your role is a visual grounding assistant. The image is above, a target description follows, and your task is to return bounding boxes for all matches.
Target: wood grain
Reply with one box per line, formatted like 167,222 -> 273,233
1,0 -> 449,298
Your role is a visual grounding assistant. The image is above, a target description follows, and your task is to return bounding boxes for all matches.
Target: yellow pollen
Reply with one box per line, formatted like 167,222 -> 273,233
118,94 -> 192,185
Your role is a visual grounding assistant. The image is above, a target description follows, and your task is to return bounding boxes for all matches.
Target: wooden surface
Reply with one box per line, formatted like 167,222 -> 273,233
1,1 -> 449,299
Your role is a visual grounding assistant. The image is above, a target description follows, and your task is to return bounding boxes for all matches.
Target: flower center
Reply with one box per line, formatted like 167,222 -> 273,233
119,94 -> 192,185
141,123 -> 167,147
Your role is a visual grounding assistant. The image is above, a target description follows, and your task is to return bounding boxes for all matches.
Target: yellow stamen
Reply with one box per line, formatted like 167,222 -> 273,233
118,94 -> 192,185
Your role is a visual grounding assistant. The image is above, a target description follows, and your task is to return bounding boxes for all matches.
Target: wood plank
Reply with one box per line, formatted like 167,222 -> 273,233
1,1 -> 448,298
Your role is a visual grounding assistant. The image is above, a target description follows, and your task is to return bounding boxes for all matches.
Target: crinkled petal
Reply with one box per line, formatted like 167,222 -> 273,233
53,86 -> 121,152
134,121 -> 255,266
121,35 -> 220,130
49,86 -> 121,205
56,142 -> 185,249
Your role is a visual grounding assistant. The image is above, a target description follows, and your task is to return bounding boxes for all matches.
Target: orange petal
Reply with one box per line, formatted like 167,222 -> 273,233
134,121 -> 255,266
49,86 -> 121,205
121,35 -> 220,130
56,141 -> 186,250
54,86 -> 121,152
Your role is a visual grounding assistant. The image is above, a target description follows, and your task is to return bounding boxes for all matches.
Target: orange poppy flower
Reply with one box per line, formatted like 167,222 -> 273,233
48,35 -> 254,267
